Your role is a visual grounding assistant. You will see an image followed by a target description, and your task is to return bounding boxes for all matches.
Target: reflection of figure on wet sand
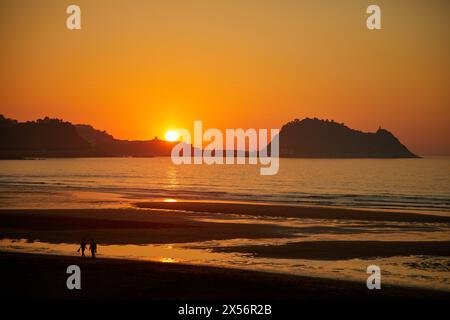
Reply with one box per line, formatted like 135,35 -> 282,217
89,239 -> 97,259
77,239 -> 87,257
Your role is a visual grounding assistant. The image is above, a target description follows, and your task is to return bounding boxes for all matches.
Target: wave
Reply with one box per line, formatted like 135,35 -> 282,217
1,179 -> 449,213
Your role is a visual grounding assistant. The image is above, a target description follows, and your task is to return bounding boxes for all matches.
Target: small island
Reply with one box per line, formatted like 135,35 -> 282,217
277,118 -> 418,158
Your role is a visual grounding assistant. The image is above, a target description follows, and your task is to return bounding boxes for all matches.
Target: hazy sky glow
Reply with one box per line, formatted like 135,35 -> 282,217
0,0 -> 449,155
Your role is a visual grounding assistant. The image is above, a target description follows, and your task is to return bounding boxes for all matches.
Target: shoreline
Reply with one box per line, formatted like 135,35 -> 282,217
135,201 -> 450,222
1,203 -> 450,297
1,203 -> 450,246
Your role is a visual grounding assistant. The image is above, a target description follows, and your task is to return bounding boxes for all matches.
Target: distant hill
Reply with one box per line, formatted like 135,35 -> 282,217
0,115 -> 95,158
277,118 -> 418,158
0,115 -> 176,158
75,124 -> 175,157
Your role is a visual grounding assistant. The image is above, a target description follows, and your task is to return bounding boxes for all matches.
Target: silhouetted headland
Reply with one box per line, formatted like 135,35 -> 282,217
276,118 -> 418,158
0,115 -> 176,158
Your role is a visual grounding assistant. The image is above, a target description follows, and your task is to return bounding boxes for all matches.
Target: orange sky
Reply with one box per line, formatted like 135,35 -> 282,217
0,0 -> 449,155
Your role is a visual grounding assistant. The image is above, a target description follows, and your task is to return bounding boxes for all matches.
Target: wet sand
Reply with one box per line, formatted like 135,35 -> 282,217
1,202 -> 450,298
0,208 -> 298,244
1,252 -> 449,300
136,201 -> 450,222
209,240 -> 450,260
1,202 -> 450,254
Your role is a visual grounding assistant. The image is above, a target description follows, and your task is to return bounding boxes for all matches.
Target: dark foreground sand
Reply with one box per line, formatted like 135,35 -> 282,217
1,252 -> 449,300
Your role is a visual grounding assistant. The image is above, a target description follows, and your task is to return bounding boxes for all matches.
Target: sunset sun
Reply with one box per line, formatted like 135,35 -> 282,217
165,130 -> 179,142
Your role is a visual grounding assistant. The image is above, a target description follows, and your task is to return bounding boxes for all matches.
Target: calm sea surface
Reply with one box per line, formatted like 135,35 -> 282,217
0,157 -> 449,213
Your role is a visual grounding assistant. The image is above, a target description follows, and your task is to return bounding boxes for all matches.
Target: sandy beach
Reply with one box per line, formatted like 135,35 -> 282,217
1,202 -> 450,246
1,201 -> 450,299
135,201 -> 450,221
2,251 -> 449,300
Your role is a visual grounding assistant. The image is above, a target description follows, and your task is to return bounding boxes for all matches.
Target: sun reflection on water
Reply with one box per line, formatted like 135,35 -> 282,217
159,257 -> 176,263
0,238 -> 449,292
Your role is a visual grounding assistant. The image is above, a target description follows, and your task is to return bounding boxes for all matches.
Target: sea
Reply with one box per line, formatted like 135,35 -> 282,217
0,157 -> 449,214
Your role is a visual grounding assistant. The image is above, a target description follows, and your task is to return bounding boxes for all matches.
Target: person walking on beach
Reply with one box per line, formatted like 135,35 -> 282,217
77,239 -> 87,257
89,239 -> 97,259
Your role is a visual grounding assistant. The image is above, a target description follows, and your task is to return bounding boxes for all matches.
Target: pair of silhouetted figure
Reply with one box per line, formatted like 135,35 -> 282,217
78,239 -> 97,258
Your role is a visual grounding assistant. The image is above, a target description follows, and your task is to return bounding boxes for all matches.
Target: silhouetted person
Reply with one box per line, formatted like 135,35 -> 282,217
89,239 -> 97,259
77,239 -> 87,257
